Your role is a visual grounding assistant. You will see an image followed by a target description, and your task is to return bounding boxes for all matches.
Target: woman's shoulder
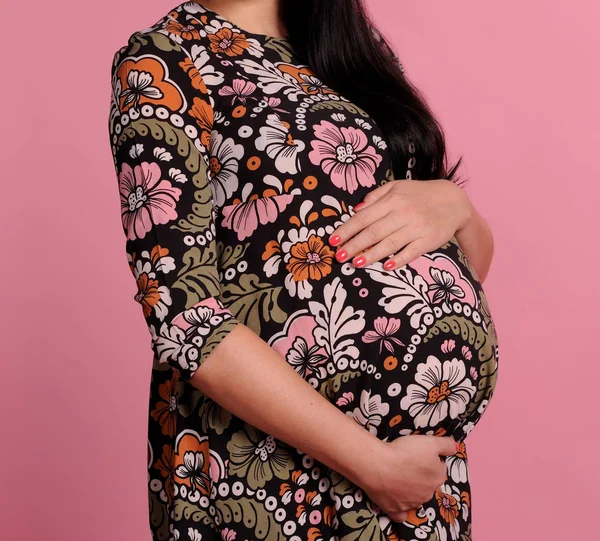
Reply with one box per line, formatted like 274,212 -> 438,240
111,2 -> 212,65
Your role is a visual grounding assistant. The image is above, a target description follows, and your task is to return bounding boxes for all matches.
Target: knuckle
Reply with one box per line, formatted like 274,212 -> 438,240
365,222 -> 385,242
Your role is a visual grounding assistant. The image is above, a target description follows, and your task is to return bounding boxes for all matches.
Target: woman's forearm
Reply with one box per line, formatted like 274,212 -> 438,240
188,322 -> 380,488
455,199 -> 495,283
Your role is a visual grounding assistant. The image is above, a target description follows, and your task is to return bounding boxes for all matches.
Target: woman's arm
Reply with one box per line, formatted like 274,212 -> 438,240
454,199 -> 495,283
190,322 -> 380,487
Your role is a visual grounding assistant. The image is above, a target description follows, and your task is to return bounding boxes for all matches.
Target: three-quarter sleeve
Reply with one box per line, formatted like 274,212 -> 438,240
108,29 -> 239,381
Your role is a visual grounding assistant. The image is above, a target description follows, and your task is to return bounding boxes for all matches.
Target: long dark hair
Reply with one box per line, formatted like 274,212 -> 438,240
280,0 -> 464,184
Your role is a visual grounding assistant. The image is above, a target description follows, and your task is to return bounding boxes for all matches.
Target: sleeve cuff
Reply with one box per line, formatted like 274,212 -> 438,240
150,297 -> 239,381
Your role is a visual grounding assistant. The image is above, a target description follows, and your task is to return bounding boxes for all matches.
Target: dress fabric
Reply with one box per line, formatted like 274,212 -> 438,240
108,2 -> 500,540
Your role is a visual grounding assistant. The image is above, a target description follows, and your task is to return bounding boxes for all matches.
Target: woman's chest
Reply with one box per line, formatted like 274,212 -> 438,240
206,53 -> 396,211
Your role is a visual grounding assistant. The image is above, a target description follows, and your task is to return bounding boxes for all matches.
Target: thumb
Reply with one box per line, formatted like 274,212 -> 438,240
438,437 -> 460,457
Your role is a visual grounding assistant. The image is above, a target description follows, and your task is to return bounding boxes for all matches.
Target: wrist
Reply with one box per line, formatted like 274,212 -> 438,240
455,185 -> 475,234
343,430 -> 388,489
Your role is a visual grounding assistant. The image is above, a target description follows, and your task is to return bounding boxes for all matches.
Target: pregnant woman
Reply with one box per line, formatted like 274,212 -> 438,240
108,1 -> 499,540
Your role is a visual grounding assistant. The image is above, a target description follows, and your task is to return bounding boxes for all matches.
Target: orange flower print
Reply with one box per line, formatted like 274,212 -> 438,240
286,234 -> 334,282
435,483 -> 463,539
178,57 -> 209,93
208,27 -> 251,56
130,244 -> 174,319
154,444 -> 176,506
150,372 -> 180,437
188,96 -> 214,148
166,19 -> 201,41
116,57 -> 184,113
134,272 -> 161,318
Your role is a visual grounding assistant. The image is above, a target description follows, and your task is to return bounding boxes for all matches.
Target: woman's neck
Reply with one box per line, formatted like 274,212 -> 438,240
196,0 -> 287,38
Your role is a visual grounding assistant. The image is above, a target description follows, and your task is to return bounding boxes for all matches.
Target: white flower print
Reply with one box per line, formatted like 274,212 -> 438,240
372,134 -> 387,150
347,389 -> 390,435
355,118 -> 372,130
286,336 -> 328,378
119,69 -> 163,111
331,113 -> 346,122
175,451 -> 211,495
189,44 -> 226,86
255,113 -> 306,174
153,147 -> 173,161
129,143 -> 144,159
400,355 -> 476,428
187,527 -> 203,541
208,131 -> 244,206
168,167 -> 189,183
236,58 -> 307,101
446,453 -> 469,483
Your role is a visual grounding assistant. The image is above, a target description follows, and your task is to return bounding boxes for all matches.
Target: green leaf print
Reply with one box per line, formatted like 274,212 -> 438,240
221,273 -> 288,333
263,38 -> 295,63
148,491 -> 171,541
197,396 -> 233,435
217,241 -> 250,269
319,369 -> 362,400
172,499 -> 217,527
119,118 -> 206,182
309,100 -> 370,118
214,497 -> 287,540
340,509 -> 386,541
226,424 -> 295,490
148,31 -> 181,52
172,245 -> 222,304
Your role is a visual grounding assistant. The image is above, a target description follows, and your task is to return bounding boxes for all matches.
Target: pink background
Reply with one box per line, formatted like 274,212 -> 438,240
2,0 -> 598,539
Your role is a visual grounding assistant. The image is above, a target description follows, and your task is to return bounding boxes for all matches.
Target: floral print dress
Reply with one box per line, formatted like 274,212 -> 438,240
108,2 -> 500,540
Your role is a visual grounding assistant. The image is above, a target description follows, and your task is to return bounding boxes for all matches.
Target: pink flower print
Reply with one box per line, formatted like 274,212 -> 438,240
462,345 -> 473,361
410,253 -> 478,307
217,78 -> 257,105
220,527 -> 237,541
428,267 -> 466,304
264,96 -> 289,113
336,391 -> 354,407
119,161 -> 181,241
441,339 -> 456,353
362,316 -> 405,354
470,366 -> 478,380
269,313 -> 329,378
308,120 -> 382,193
221,194 -> 295,240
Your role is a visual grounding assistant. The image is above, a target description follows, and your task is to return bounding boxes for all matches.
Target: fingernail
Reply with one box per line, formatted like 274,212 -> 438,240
455,440 -> 460,452
353,201 -> 366,211
329,235 -> 341,247
384,260 -> 396,270
335,250 -> 348,262
354,256 -> 366,268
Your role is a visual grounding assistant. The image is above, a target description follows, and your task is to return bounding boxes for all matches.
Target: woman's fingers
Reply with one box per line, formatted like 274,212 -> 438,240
383,237 -> 435,270
349,226 -> 419,268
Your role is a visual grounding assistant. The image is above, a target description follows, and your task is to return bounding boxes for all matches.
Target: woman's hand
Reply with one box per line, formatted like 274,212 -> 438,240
328,179 -> 474,271
358,434 -> 459,523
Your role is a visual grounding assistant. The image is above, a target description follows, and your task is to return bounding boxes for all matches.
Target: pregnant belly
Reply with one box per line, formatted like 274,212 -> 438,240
217,197 -> 500,442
